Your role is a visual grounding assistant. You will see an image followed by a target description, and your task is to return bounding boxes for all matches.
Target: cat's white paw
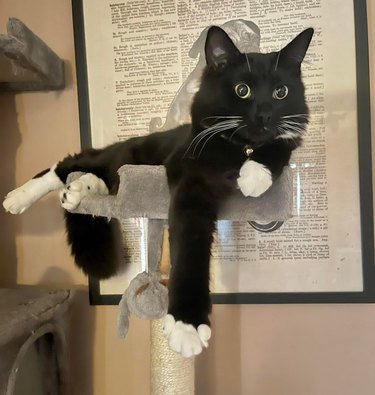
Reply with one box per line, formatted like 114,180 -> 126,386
162,314 -> 211,358
237,160 -> 272,197
3,164 -> 64,215
3,181 -> 36,214
60,173 -> 108,210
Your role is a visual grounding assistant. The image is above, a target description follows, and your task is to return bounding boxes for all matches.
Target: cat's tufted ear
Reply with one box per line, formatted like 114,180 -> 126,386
205,26 -> 240,69
277,28 -> 314,69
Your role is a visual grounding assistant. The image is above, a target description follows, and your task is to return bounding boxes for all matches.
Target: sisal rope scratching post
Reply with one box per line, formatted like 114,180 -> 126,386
115,224 -> 195,393
150,228 -> 195,395
151,319 -> 194,395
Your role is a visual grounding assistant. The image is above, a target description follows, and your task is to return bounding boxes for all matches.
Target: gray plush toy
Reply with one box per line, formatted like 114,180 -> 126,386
117,271 -> 168,339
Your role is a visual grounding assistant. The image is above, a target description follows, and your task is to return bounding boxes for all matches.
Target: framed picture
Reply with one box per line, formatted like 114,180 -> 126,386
71,0 -> 374,305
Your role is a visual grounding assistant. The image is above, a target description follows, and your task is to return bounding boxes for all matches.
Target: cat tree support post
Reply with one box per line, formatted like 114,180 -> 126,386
151,319 -> 194,395
149,227 -> 194,395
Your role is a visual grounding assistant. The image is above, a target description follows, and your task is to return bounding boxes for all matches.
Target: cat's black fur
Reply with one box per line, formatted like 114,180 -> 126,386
51,27 -> 313,328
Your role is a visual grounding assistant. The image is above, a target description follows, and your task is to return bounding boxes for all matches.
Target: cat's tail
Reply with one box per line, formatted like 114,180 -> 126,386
64,212 -> 125,279
58,170 -> 125,279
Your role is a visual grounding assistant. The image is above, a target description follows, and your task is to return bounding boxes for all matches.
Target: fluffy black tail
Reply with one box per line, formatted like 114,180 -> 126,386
64,212 -> 124,279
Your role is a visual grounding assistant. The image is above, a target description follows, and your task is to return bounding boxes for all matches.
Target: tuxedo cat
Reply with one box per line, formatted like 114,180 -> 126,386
3,26 -> 313,357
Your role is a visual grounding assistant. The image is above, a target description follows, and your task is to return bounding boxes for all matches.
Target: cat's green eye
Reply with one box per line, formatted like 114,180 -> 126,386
235,83 -> 251,99
273,85 -> 288,100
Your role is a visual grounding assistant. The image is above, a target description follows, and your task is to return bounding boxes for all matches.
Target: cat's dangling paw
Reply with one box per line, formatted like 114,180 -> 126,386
162,314 -> 211,358
60,173 -> 109,210
3,165 -> 65,215
237,160 -> 273,197
3,180 -> 38,214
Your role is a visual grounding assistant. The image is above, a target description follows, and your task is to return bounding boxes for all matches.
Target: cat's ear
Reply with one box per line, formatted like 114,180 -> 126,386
277,28 -> 314,69
205,26 -> 240,69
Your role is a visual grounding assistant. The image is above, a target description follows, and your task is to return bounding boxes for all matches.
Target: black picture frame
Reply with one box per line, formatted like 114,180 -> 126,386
71,0 -> 374,305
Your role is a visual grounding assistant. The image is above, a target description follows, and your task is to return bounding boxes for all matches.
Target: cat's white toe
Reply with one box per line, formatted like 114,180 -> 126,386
162,313 -> 176,337
162,314 -> 211,358
237,160 -> 273,197
60,173 -> 108,210
197,324 -> 211,347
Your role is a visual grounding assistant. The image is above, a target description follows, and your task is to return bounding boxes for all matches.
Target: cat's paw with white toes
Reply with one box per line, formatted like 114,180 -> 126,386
60,173 -> 108,210
163,314 -> 211,358
237,160 -> 272,197
3,183 -> 35,214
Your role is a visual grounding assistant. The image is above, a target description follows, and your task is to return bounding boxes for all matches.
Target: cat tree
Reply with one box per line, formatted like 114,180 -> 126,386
0,18 -> 64,91
68,164 -> 293,394
0,17 -> 68,395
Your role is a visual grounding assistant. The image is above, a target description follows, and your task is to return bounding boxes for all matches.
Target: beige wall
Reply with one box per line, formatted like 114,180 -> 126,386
0,1 -> 374,394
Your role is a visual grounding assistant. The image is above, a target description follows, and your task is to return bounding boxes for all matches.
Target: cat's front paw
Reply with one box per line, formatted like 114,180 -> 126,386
162,314 -> 211,358
3,182 -> 35,214
60,173 -> 108,210
237,160 -> 272,197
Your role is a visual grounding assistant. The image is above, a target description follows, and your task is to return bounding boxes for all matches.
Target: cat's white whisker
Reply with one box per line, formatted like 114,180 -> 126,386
245,53 -> 251,73
279,123 -> 305,134
196,132 -> 223,157
192,128 -> 233,156
194,122 -> 241,153
280,122 -> 306,132
197,127 -> 236,157
187,120 -> 239,149
194,130 -> 231,157
276,120 -> 307,145
280,114 -> 309,119
200,116 -> 243,127
278,116 -> 308,138
184,120 -> 242,158
195,120 -> 242,154
274,51 -> 281,71
202,116 -> 243,120
281,120 -> 306,125
280,119 -> 308,124
276,126 -> 300,147
228,124 -> 248,142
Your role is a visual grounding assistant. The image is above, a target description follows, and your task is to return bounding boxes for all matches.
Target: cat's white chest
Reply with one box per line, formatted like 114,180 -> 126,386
237,160 -> 273,197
